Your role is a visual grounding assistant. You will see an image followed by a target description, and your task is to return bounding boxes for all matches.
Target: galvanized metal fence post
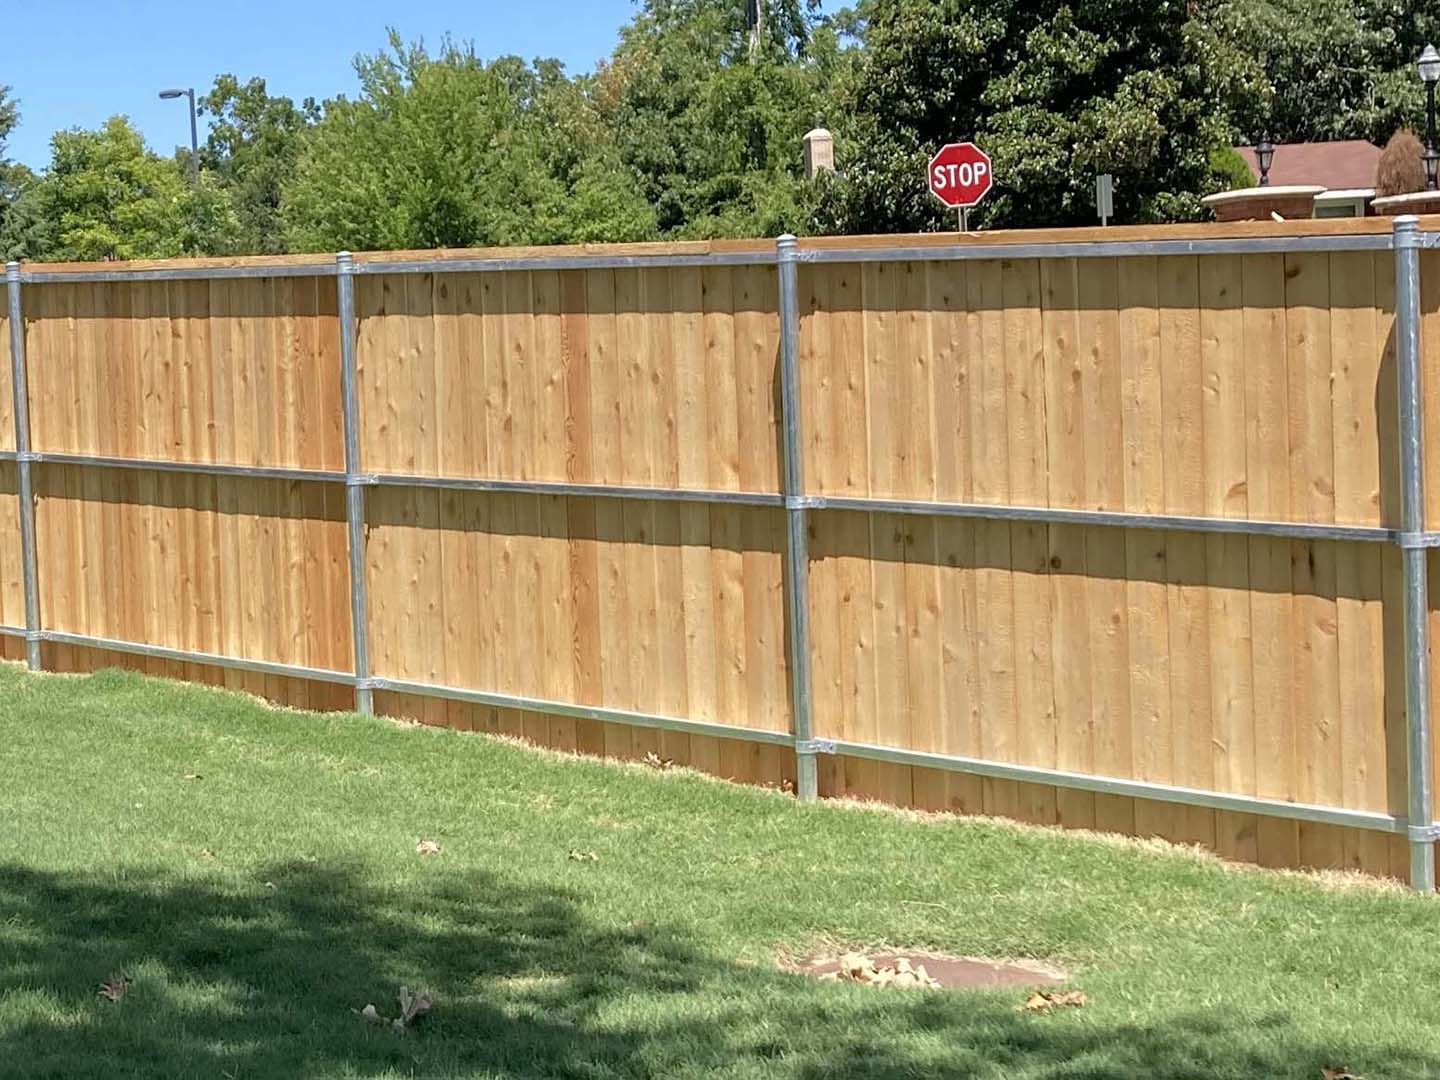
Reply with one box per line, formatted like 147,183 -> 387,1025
336,252 -> 373,714
6,262 -> 41,671
776,235 -> 820,801
1394,215 -> 1436,892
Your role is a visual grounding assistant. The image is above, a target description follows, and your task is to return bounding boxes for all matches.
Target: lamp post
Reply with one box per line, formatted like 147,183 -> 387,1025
1420,45 -> 1439,191
1255,133 -> 1275,187
158,87 -> 199,185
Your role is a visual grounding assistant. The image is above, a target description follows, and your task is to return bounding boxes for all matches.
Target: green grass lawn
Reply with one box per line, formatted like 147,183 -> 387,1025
1,664 -> 1439,1078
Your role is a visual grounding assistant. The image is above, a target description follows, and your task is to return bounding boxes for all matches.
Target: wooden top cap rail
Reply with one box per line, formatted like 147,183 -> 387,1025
9,215 -> 1438,281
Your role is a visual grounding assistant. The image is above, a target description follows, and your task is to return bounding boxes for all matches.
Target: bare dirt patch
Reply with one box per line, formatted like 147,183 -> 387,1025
784,950 -> 1068,991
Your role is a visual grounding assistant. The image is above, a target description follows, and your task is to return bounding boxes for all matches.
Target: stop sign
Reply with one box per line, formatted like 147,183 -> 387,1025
927,143 -> 993,209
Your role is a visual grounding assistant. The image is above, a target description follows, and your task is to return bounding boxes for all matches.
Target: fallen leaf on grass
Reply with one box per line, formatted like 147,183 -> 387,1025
1020,990 -> 1088,1013
568,850 -> 599,862
1321,1069 -> 1364,1080
416,839 -> 441,856
98,973 -> 131,1003
821,953 -> 941,991
642,751 -> 675,770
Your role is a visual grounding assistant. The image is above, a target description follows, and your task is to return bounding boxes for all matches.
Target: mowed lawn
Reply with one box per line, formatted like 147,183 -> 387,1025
1,665 -> 1439,1078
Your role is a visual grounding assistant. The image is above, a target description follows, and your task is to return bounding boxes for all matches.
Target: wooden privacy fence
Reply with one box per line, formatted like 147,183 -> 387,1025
3,216 -> 1440,885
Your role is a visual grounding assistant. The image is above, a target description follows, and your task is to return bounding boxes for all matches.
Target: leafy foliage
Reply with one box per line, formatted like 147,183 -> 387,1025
817,0 -> 1266,232
198,76 -> 318,254
596,0 -> 838,237
26,118 -> 190,261
1209,145 -> 1257,191
0,86 -> 41,261
19,117 -> 242,262
282,34 -> 655,252
5,2 -> 1439,256
1211,0 -> 1440,145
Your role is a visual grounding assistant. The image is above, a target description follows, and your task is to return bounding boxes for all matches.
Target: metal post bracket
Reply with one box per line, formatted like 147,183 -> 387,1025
1409,823 -> 1440,844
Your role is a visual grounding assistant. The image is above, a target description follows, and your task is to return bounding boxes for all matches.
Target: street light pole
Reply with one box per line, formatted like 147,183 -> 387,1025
158,87 -> 199,185
1419,45 -> 1439,191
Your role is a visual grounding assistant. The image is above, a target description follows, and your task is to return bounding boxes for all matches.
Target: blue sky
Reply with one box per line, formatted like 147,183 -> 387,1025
2,0 -> 840,170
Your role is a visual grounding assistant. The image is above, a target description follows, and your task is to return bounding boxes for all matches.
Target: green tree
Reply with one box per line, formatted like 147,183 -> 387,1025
0,86 -> 43,261
198,75 -> 318,253
24,117 -> 241,262
282,34 -> 656,252
598,0 -> 840,237
1212,0 -> 1440,145
819,0 -> 1264,232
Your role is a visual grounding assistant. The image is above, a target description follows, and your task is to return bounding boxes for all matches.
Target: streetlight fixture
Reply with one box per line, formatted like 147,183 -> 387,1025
1420,44 -> 1440,191
1255,133 -> 1275,187
158,87 -> 199,185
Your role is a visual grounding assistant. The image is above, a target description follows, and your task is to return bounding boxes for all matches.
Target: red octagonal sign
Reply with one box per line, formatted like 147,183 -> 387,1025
928,142 -> 993,209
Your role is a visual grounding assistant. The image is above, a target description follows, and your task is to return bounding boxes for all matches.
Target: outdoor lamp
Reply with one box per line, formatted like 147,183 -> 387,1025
1420,44 -> 1440,191
158,87 -> 200,185
1255,133 -> 1275,187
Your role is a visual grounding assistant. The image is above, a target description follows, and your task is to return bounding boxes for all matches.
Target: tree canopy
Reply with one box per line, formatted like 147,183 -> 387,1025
0,86 -> 40,261
281,35 -> 656,252
198,75 -> 318,253
3,0 -> 1437,260
817,0 -> 1267,231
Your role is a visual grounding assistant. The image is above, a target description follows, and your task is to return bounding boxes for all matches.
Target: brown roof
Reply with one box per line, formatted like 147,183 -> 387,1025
1235,140 -> 1382,190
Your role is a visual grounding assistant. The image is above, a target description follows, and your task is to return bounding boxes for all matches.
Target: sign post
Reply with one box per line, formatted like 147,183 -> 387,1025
1096,173 -> 1114,227
927,142 -> 994,230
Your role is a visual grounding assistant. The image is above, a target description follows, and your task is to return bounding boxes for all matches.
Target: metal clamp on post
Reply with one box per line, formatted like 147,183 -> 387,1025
1410,822 -> 1440,844
336,252 -> 374,715
776,234 -> 820,802
6,261 -> 40,671
795,738 -> 837,756
784,494 -> 825,511
1393,216 -> 1435,893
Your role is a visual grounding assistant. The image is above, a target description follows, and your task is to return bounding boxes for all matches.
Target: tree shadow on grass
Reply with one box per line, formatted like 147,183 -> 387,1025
0,860 -> 1433,1079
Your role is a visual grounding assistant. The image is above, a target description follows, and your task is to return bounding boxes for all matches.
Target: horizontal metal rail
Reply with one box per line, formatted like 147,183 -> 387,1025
19,263 -> 338,284
367,472 -> 785,507
812,494 -> 1402,544
8,232 -> 1403,285
367,676 -> 796,748
14,624 -> 1433,838
20,451 -> 348,485
823,738 -> 1427,838
799,233 -> 1397,265
36,630 -> 357,685
354,251 -> 777,275
6,449 -> 1424,543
